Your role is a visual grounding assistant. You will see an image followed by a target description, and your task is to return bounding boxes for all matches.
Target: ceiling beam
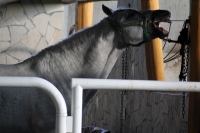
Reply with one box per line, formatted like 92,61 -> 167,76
61,0 -> 116,4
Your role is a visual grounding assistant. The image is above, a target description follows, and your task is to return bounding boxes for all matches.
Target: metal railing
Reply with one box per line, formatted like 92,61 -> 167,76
0,77 -> 70,133
71,78 -> 200,133
2,77 -> 200,133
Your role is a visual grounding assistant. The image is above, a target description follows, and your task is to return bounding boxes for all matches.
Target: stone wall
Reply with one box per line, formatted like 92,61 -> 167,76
0,0 -> 66,64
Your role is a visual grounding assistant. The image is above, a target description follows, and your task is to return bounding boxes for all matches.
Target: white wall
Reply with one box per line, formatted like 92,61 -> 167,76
160,0 -> 190,81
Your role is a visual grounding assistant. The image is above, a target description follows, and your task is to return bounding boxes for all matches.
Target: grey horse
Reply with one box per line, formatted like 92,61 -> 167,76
0,5 -> 171,133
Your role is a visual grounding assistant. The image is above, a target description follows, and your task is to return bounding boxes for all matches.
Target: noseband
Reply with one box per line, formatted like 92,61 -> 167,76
108,11 -> 153,47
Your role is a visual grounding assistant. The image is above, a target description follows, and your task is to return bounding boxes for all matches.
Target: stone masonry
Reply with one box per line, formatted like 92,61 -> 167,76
0,0 -> 65,64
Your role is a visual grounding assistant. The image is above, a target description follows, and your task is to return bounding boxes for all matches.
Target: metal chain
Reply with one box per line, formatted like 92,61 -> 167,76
179,19 -> 190,118
120,52 -> 124,133
124,48 -> 128,95
180,43 -> 189,118
179,44 -> 189,81
120,4 -> 130,132
120,91 -> 124,133
120,48 -> 128,133
163,18 -> 190,118
182,92 -> 185,118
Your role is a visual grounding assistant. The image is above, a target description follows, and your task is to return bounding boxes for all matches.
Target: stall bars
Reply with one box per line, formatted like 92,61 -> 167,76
0,76 -> 72,133
1,77 -> 200,133
71,78 -> 200,133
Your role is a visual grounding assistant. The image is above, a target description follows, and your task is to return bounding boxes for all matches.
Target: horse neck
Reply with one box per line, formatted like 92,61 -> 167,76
67,18 -> 117,49
23,18 -> 122,81
64,19 -> 122,78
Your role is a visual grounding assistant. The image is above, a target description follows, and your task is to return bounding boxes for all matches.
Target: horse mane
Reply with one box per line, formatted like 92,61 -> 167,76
38,19 -> 110,55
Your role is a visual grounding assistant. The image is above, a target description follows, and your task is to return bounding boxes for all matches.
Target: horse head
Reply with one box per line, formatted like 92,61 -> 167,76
102,5 -> 171,48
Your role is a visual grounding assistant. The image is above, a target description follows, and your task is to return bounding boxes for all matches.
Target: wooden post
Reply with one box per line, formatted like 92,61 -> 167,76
77,1 -> 93,30
188,0 -> 200,132
141,0 -> 165,80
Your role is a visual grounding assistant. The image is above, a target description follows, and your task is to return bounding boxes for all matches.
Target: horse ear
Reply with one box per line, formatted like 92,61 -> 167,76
102,4 -> 113,17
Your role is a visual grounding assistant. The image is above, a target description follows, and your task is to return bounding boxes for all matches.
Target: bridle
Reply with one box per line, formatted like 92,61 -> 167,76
108,11 -> 153,47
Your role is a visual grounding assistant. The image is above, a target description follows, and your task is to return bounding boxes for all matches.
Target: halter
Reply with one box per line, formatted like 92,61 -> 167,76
109,11 -> 153,47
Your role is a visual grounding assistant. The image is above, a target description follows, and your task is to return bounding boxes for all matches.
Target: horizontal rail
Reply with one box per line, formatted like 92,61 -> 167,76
71,78 -> 200,133
72,78 -> 200,92
0,76 -> 67,133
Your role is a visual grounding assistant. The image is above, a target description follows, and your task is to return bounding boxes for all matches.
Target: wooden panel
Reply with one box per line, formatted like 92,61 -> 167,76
188,0 -> 200,132
77,1 -> 93,30
142,0 -> 165,80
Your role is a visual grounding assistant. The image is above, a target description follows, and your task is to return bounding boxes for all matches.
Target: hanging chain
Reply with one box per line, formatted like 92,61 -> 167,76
164,18 -> 190,118
179,40 -> 190,118
179,19 -> 190,119
120,50 -> 125,133
182,92 -> 185,118
179,43 -> 189,118
120,4 -> 130,132
120,47 -> 128,133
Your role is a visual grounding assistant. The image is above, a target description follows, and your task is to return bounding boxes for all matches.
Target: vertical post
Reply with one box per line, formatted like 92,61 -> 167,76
73,3 -> 93,130
77,1 -> 93,30
72,85 -> 83,133
188,0 -> 200,132
141,0 -> 165,80
71,86 -> 75,116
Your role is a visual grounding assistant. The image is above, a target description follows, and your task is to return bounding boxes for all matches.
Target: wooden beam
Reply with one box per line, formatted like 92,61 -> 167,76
62,0 -> 116,4
77,1 -> 93,30
141,0 -> 165,80
188,0 -> 200,132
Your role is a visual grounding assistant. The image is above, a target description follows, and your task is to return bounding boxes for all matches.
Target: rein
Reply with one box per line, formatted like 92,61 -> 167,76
108,15 -> 152,47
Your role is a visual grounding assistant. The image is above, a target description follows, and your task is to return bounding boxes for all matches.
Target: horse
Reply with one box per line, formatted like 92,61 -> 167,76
0,5 -> 171,133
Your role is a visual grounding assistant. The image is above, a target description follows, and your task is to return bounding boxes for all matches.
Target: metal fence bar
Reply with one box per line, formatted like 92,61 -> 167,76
71,78 -> 200,133
72,85 -> 83,133
72,78 -> 200,92
0,76 -> 67,133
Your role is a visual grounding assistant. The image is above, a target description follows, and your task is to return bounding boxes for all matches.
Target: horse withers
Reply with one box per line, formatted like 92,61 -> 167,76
0,5 -> 171,133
